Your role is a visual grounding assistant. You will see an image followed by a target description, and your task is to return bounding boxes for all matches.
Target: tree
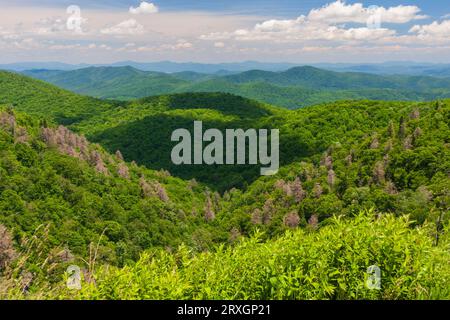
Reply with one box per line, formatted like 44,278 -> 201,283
204,193 -> 215,221
283,212 -> 300,228
0,224 -> 16,270
291,177 -> 306,203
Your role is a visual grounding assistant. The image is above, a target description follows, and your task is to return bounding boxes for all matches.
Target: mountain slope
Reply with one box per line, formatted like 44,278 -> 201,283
224,66 -> 450,91
0,107 -> 225,267
174,79 -> 444,109
0,72 -> 449,299
73,92 -> 282,191
20,66 -> 450,109
0,71 -> 114,124
23,66 -> 189,100
217,100 -> 450,238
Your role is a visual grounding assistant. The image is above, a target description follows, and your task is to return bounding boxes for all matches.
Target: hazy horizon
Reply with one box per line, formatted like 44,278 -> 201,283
2,60 -> 450,65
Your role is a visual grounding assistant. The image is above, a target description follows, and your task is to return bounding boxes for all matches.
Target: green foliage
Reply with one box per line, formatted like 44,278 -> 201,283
218,100 -> 450,236
22,66 -> 450,109
31,213 -> 450,300
0,107 -> 225,270
24,67 -> 187,101
0,71 -> 449,300
0,71 -> 113,125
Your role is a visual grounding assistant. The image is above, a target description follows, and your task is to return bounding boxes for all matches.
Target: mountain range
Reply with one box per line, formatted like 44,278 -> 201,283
0,68 -> 449,300
2,60 -> 450,76
21,65 -> 450,109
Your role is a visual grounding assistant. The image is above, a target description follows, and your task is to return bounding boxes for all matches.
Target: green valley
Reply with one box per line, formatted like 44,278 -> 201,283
22,66 -> 450,109
0,71 -> 448,300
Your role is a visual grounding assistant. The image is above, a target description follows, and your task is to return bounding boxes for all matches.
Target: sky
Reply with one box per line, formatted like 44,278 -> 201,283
0,0 -> 449,63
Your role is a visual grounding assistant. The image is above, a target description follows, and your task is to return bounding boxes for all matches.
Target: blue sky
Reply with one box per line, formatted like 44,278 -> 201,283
6,0 -> 444,17
0,1 -> 449,63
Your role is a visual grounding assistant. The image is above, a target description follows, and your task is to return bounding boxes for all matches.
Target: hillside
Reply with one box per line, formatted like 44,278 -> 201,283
0,105 -> 237,279
217,100 -> 450,238
73,92 -> 282,191
23,67 -> 187,100
0,72 -> 449,299
224,66 -> 450,91
0,71 -> 114,125
6,213 -> 449,300
175,79 -> 443,109
20,66 -> 450,109
1,71 -> 449,193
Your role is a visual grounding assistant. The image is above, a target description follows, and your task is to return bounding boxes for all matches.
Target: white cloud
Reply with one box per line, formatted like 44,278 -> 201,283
2,34 -> 20,40
35,17 -> 66,35
131,40 -> 193,52
101,19 -> 144,35
214,42 -> 225,48
307,1 -> 426,24
200,1 -> 427,43
410,20 -> 450,38
201,23 -> 395,42
35,15 -> 88,35
49,43 -> 81,50
99,44 -> 112,50
166,40 -> 193,50
129,2 -> 159,15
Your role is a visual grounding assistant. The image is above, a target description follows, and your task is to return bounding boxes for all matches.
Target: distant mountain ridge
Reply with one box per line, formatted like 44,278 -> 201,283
3,60 -> 450,76
1,61 -> 297,73
20,65 -> 450,108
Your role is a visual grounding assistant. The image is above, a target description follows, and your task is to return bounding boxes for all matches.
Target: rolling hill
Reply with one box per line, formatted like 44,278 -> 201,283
20,66 -> 450,109
0,106 -> 227,265
0,70 -> 114,124
223,66 -> 450,90
0,71 -> 449,299
23,66 -> 188,100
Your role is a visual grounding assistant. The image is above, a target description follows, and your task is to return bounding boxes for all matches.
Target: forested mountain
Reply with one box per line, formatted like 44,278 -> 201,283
224,66 -> 450,90
6,60 -> 450,76
0,107 -> 226,263
21,66 -> 450,109
0,71 -> 113,124
316,62 -> 450,77
0,71 -> 449,299
23,67 -> 187,101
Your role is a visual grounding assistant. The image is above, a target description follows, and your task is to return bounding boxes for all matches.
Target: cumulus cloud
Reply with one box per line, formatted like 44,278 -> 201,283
201,23 -> 395,42
129,2 -> 159,15
101,19 -> 144,35
200,1 -> 426,43
161,40 -> 193,50
307,1 -> 426,24
173,40 -> 193,49
410,20 -> 450,38
35,17 -> 67,35
34,15 -> 88,35
214,42 -> 225,48
129,40 -> 193,52
99,44 -> 112,50
49,43 -> 81,50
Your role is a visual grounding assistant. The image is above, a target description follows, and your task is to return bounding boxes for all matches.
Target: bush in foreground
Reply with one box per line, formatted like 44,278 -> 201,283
16,212 -> 448,300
